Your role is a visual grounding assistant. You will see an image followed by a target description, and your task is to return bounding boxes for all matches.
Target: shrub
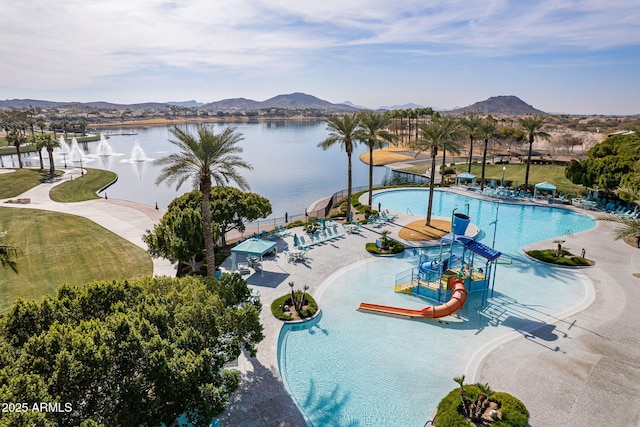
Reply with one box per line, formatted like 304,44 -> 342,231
435,385 -> 481,427
435,384 -> 529,427
492,392 -> 529,427
270,293 -> 318,321
286,220 -> 306,229
527,249 -> 591,266
365,240 -> 405,255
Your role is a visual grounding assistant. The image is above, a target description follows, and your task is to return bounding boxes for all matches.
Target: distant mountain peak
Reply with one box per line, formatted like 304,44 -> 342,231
378,102 -> 424,111
197,92 -> 360,112
448,95 -> 546,115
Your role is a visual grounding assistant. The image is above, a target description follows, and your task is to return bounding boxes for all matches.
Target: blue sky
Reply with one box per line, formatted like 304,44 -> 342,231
1,0 -> 639,115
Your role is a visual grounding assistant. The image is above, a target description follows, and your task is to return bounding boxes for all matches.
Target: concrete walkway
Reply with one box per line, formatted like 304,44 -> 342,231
442,186 -> 640,426
3,171 -> 639,426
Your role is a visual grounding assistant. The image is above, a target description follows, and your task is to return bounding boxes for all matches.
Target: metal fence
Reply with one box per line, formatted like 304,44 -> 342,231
236,177 -> 430,242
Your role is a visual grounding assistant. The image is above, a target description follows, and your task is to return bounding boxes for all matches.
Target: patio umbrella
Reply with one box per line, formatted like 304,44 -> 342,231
349,211 -> 353,223
285,212 -> 288,223
293,234 -> 299,248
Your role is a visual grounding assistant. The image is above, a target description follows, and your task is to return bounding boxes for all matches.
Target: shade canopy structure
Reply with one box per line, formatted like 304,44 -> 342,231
533,181 -> 556,199
456,172 -> 476,187
230,237 -> 277,274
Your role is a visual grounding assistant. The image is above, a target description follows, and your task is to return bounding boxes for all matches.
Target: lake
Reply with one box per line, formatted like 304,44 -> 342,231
4,120 -> 394,218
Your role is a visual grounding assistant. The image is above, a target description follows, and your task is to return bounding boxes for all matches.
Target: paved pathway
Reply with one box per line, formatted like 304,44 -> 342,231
3,171 -> 639,426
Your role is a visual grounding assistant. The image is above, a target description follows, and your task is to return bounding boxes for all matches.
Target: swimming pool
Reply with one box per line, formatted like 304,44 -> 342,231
279,189 -> 596,426
374,189 -> 595,255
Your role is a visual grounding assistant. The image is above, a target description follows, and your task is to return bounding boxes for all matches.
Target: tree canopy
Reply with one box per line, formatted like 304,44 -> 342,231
565,133 -> 640,192
0,274 -> 263,427
143,188 -> 272,272
154,125 -> 253,277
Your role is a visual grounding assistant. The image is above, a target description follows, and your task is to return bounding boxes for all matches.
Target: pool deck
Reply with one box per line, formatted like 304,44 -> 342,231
2,174 -> 639,426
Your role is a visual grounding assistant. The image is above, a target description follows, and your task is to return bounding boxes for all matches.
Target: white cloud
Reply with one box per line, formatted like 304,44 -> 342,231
0,0 -> 639,112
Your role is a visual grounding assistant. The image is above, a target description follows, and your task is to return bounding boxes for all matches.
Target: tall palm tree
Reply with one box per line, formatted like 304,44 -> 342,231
35,135 -> 46,170
519,115 -> 550,189
0,232 -> 20,273
43,134 -> 61,177
459,112 -> 482,173
154,125 -> 252,277
359,111 -> 397,207
412,116 -> 462,226
319,114 -> 364,221
407,109 -> 418,142
7,128 -> 26,169
477,117 -> 501,190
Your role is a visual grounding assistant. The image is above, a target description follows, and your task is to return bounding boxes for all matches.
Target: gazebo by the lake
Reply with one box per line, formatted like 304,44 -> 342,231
533,181 -> 557,199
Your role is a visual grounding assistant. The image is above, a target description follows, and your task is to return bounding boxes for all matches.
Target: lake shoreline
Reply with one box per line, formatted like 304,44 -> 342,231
91,116 -> 325,129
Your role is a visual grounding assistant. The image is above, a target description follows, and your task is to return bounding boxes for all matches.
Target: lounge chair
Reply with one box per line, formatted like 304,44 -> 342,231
311,232 -> 323,245
382,209 -> 397,220
260,230 -> 274,240
299,235 -> 313,249
369,215 -> 386,228
326,228 -> 338,240
333,225 -> 345,238
275,225 -> 290,237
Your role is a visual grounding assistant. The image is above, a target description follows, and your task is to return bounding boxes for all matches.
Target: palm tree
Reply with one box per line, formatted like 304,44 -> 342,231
412,116 -> 462,226
459,112 -> 482,173
319,114 -> 364,222
407,109 -> 418,142
154,125 -> 252,277
6,128 -> 26,168
43,134 -> 61,177
359,111 -> 397,207
453,375 -> 470,417
380,229 -> 391,250
519,115 -> 550,189
35,135 -> 47,170
600,215 -> 640,247
477,117 -> 501,190
0,232 -> 21,273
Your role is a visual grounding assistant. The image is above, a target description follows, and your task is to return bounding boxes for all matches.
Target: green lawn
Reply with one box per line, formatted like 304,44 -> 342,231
50,168 -> 117,202
0,167 -> 117,201
0,207 -> 152,313
400,162 -> 587,195
0,168 -> 53,198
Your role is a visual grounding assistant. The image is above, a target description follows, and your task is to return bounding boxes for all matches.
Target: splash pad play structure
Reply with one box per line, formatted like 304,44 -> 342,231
357,211 -> 502,319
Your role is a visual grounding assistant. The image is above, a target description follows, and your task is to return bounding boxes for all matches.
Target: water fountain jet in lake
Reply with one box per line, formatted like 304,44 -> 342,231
97,133 -> 115,156
70,137 -> 85,163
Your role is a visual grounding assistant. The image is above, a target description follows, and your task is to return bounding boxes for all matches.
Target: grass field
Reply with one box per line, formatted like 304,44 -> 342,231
0,168 -> 53,198
0,207 -> 152,313
50,168 -> 117,202
0,167 -> 116,201
399,162 -> 587,194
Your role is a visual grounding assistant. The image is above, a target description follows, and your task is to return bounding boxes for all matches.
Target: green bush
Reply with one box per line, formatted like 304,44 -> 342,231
435,385 -> 481,427
527,249 -> 591,266
435,385 -> 529,427
286,220 -> 306,229
492,392 -> 529,427
365,240 -> 405,255
270,293 -> 318,321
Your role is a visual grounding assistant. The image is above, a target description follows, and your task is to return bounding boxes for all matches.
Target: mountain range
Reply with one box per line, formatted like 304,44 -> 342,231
0,93 -> 547,115
447,95 -> 546,115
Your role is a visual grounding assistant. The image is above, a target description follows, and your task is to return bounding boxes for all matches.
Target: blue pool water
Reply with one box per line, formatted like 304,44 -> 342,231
373,189 -> 595,256
279,190 -> 596,426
